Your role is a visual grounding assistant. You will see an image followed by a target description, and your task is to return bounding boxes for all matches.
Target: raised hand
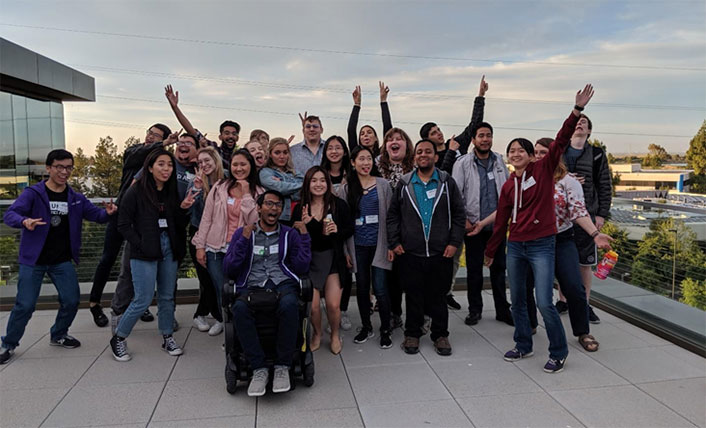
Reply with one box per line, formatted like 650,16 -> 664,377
478,75 -> 488,97
192,167 -> 203,190
575,84 -> 594,108
180,188 -> 198,209
449,134 -> 460,151
352,85 -> 361,106
242,223 -> 256,239
198,134 -> 212,148
164,128 -> 183,146
298,111 -> 308,126
165,84 -> 179,107
379,81 -> 390,103
287,135 -> 296,144
301,204 -> 313,224
22,218 -> 46,231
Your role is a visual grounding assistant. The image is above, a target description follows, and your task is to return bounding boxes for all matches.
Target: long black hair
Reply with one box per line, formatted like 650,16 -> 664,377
300,166 -> 336,217
221,148 -> 260,197
321,135 -> 351,181
347,145 -> 375,217
137,149 -> 179,211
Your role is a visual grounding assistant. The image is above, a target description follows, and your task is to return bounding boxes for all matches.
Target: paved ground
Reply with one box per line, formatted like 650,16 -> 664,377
1,291 -> 704,428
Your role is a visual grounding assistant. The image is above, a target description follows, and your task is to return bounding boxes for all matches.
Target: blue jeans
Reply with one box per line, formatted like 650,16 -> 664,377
206,251 -> 225,309
2,261 -> 79,349
355,245 -> 390,332
116,232 -> 178,338
507,235 -> 568,360
232,279 -> 299,369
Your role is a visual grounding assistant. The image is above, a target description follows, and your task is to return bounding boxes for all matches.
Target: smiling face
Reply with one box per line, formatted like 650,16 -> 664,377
245,141 -> 267,168
145,126 -> 166,145
414,141 -> 437,171
197,152 -> 216,176
150,154 -> 174,185
270,143 -> 290,169
258,193 -> 284,227
385,132 -> 407,162
175,135 -> 197,165
230,154 -> 251,180
473,127 -> 493,155
309,171 -> 328,197
359,126 -> 377,148
46,158 -> 73,187
352,149 -> 373,177
220,126 -> 239,149
325,139 -> 345,164
507,141 -> 532,171
534,144 -> 549,161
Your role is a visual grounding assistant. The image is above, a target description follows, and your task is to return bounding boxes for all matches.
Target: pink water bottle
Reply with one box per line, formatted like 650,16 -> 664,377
594,251 -> 619,280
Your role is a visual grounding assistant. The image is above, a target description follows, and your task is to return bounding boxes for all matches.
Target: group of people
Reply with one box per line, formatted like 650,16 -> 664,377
0,76 -> 614,395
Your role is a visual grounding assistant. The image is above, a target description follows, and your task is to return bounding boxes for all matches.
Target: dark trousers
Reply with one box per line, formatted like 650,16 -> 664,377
232,279 -> 299,370
355,246 -> 390,332
340,269 -> 353,312
111,243 -> 134,315
464,229 -> 510,315
401,254 -> 452,341
388,260 -> 403,317
89,216 -> 124,303
189,225 -> 221,321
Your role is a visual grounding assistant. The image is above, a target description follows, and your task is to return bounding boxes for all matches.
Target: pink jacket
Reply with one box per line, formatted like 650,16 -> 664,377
192,181 -> 263,251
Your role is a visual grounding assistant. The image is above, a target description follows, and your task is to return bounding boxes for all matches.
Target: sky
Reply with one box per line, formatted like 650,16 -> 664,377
1,0 -> 705,156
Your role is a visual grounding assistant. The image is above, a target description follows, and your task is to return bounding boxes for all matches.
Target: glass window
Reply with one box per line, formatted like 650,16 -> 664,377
12,95 -> 28,169
0,92 -> 14,170
26,98 -> 52,170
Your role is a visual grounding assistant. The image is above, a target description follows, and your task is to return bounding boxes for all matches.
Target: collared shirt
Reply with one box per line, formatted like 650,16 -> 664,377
474,152 -> 499,230
291,139 -> 325,177
246,223 -> 290,288
411,169 -> 440,240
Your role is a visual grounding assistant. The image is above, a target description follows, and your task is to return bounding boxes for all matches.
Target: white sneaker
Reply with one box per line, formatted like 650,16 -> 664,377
193,316 -> 210,332
208,322 -> 224,336
340,311 -> 352,331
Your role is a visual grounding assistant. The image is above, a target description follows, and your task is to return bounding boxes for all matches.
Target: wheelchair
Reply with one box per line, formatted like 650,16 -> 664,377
222,277 -> 315,394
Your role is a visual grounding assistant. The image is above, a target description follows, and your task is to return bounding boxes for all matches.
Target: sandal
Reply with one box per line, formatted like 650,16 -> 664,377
578,334 -> 599,352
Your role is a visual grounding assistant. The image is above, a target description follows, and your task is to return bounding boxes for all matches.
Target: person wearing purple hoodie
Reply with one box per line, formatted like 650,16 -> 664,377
1,149 -> 115,364
223,190 -> 311,397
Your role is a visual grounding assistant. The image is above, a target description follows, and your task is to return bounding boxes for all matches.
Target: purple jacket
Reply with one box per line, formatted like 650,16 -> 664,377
3,181 -> 111,266
223,224 -> 311,290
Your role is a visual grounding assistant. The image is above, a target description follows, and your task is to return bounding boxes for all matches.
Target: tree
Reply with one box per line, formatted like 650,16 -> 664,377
642,143 -> 669,168
680,278 -> 706,310
598,222 -> 636,279
91,137 -> 122,197
611,171 -> 621,196
122,136 -> 141,157
588,138 -> 607,153
686,120 -> 706,193
68,147 -> 91,195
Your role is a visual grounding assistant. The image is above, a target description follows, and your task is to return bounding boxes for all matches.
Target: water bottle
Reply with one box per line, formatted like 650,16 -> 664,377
594,251 -> 619,280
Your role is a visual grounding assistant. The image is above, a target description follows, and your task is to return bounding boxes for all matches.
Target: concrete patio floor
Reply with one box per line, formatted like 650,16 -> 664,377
1,290 -> 704,428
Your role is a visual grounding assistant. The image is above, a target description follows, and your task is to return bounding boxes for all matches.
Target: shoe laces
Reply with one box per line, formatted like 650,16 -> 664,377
274,367 -> 288,380
163,336 -> 178,350
253,369 -> 269,382
115,338 -> 127,355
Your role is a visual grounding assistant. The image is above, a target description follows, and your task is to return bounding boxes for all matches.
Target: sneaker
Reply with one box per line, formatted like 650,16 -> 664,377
588,306 -> 601,324
193,316 -> 210,332
503,348 -> 534,362
391,314 -> 404,330
340,311 -> 352,331
110,335 -> 131,362
380,330 -> 392,349
446,294 -> 462,310
555,300 -> 568,314
110,310 -> 122,336
208,322 -> 223,336
465,312 -> 482,326
172,318 -> 180,332
353,327 -> 374,344
543,357 -> 566,373
162,335 -> 183,356
272,365 -> 291,393
421,316 -> 431,335
0,347 -> 13,364
401,336 -> 419,354
50,335 -> 81,349
434,336 -> 452,356
90,304 -> 109,327
248,368 -> 269,397
140,309 -> 154,322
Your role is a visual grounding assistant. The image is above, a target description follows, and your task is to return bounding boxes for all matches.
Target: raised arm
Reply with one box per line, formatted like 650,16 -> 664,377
544,84 -> 594,174
454,75 -> 488,155
165,84 -> 198,138
380,81 -> 392,134
347,85 -> 361,150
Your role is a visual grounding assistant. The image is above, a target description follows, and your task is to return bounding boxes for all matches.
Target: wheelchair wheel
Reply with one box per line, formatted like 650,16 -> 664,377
225,364 -> 238,394
303,361 -> 315,387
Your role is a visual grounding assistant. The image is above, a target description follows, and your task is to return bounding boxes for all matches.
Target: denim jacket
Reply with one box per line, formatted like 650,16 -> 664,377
258,167 -> 303,222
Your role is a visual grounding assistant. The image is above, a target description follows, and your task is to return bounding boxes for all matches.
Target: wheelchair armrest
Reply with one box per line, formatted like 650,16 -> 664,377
222,280 -> 236,308
299,276 -> 313,303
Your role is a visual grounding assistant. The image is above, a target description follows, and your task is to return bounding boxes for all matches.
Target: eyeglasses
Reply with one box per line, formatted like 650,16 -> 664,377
177,141 -> 196,147
262,200 -> 284,208
304,124 -> 321,129
146,129 -> 165,140
51,165 -> 74,173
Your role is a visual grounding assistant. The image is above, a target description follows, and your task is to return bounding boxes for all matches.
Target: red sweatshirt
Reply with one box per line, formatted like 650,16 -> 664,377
485,112 -> 580,258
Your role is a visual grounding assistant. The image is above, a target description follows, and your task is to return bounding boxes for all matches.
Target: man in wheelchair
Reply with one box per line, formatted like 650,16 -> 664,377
223,190 -> 312,396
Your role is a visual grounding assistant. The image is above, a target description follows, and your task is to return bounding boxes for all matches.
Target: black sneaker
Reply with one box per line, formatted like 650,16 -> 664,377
0,347 -> 13,364
446,294 -> 462,310
141,309 -> 155,322
162,335 -> 184,356
90,304 -> 109,327
380,330 -> 392,349
353,327 -> 374,344
465,312 -> 482,326
543,356 -> 566,373
110,335 -> 131,362
50,335 -> 81,349
588,306 -> 601,324
555,301 -> 568,315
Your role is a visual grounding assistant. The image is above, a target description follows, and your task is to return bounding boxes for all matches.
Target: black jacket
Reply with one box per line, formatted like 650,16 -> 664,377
117,185 -> 188,262
438,96 -> 486,173
387,169 -> 466,257
564,144 -> 612,219
117,142 -> 165,204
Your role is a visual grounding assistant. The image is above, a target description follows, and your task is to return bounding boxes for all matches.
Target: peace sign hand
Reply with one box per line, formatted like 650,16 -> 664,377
22,218 -> 47,231
449,134 -> 460,151
180,188 -> 199,209
103,199 -> 117,215
301,204 -> 313,224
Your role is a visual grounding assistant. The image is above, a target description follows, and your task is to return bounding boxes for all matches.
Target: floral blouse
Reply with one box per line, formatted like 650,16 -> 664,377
554,174 -> 589,233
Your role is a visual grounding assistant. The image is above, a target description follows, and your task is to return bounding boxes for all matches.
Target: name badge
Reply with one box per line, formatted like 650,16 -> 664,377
158,218 -> 168,228
487,172 -> 495,180
365,215 -> 379,224
522,176 -> 536,191
426,188 -> 436,199
355,218 -> 364,226
253,245 -> 266,256
269,244 -> 279,255
185,171 -> 195,182
227,197 -> 235,205
49,201 -> 69,215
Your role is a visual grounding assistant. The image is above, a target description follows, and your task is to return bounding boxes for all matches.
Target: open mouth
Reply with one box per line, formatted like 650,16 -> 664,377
265,212 -> 279,221
389,143 -> 401,154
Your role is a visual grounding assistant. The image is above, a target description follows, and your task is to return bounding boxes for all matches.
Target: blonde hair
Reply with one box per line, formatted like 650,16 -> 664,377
196,146 -> 224,195
265,137 -> 295,173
